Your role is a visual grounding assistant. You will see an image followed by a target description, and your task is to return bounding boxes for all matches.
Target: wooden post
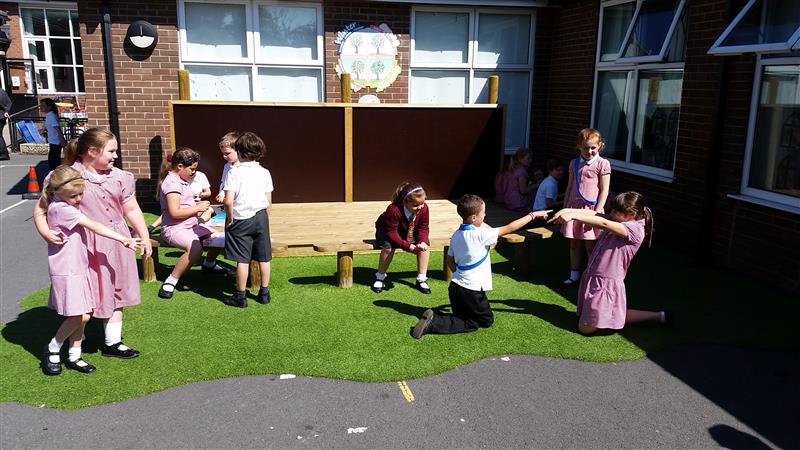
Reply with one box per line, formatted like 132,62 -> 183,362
514,242 -> 530,276
337,251 -> 354,288
142,250 -> 158,282
249,260 -> 262,289
178,70 -> 191,101
488,75 -> 499,104
443,245 -> 452,282
341,73 -> 352,103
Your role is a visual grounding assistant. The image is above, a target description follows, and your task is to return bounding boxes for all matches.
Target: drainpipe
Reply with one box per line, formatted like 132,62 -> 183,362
698,0 -> 733,264
101,0 -> 122,167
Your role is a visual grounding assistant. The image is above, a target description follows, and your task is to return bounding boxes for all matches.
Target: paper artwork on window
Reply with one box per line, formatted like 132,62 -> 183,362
335,22 -> 401,92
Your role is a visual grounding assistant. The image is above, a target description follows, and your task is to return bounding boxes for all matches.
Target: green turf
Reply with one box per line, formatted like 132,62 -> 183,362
1,234 -> 796,409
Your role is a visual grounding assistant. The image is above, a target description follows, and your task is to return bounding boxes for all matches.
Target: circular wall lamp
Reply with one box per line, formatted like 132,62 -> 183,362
126,20 -> 158,51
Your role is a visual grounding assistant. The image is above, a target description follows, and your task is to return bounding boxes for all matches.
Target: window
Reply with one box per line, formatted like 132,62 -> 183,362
591,0 -> 687,179
740,57 -> 800,210
709,0 -> 800,55
20,7 -> 84,94
179,1 -> 323,102
410,7 -> 535,152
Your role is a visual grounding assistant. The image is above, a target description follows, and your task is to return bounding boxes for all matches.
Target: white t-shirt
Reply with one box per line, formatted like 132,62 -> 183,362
219,162 -> 236,193
223,161 -> 274,220
189,171 -> 210,200
448,225 -> 499,291
45,111 -> 62,145
532,175 -> 558,211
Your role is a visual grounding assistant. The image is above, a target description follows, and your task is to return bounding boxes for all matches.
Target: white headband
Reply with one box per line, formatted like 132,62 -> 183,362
405,187 -> 424,198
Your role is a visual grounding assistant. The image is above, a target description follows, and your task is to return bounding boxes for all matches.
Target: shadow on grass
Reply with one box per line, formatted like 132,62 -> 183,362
491,298 -> 576,333
2,307 -> 108,362
373,299 -> 451,318
288,266 -> 447,289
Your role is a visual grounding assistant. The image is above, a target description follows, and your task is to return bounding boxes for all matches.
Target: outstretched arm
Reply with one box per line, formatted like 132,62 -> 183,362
549,208 -> 627,238
78,216 -> 141,250
497,210 -> 550,237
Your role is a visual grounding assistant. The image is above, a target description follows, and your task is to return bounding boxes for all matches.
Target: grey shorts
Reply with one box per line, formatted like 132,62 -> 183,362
225,209 -> 272,263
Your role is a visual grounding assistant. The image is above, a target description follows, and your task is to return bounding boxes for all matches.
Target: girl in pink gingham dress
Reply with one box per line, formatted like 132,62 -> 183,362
35,128 -> 152,360
550,191 -> 671,335
37,166 -> 141,375
560,128 -> 611,287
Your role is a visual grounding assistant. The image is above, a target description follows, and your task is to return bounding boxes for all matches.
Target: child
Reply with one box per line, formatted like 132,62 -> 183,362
215,131 -> 241,203
34,128 -> 151,359
373,182 -> 431,294
221,132 -> 274,308
560,128 -> 611,287
157,148 -> 227,299
502,147 -> 539,211
532,158 -> 565,211
147,152 -> 213,234
40,166 -> 141,375
412,195 -> 549,338
41,98 -> 67,171
549,192 -> 671,334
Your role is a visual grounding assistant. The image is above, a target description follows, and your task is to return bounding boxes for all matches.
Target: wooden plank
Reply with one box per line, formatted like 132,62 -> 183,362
344,107 -> 353,202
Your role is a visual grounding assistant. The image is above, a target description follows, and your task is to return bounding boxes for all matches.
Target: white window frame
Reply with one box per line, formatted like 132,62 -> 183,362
409,5 -> 535,152
616,0 -> 686,64
737,55 -> 800,212
709,0 -> 800,56
591,0 -> 684,180
19,3 -> 83,95
178,0 -> 324,102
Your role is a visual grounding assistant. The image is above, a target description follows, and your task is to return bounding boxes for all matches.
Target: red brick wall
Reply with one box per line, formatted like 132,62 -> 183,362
78,0 -> 179,201
324,1 -> 410,103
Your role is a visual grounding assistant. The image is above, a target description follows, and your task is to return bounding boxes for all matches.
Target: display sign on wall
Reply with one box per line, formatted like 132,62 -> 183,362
335,22 -> 401,93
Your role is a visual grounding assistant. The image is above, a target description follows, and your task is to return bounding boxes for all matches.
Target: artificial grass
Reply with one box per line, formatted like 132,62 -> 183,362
1,236 -> 796,409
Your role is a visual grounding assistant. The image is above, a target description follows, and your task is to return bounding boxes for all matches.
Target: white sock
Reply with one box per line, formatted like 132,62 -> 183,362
104,321 -> 124,347
162,275 -> 179,292
659,311 -> 666,323
68,347 -> 87,366
375,272 -> 387,281
416,273 -> 428,282
570,270 -> 581,281
48,337 -> 64,354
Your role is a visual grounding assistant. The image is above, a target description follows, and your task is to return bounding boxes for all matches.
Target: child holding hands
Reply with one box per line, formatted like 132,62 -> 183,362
157,148 -> 226,299
221,132 -> 274,308
549,191 -> 671,334
561,128 -> 611,287
373,182 -> 431,294
412,195 -> 549,338
40,166 -> 141,375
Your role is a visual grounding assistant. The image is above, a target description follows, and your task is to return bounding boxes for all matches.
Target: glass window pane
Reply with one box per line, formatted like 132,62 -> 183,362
258,5 -> 318,61
21,9 -> 46,36
600,2 -> 636,61
474,71 -> 529,148
37,69 -> 50,91
664,7 -> 687,62
51,39 -> 73,65
47,10 -> 71,37
256,68 -> 321,102
71,11 -> 79,37
621,0 -> 681,59
631,71 -> 682,170
185,3 -> 247,60
53,66 -> 76,92
476,14 -> 531,65
594,71 -> 631,162
76,67 -> 84,93
413,11 -> 469,64
186,65 -> 252,101
721,0 -> 800,47
74,39 -> 83,64
28,41 -> 47,62
410,70 -> 468,104
750,65 -> 800,198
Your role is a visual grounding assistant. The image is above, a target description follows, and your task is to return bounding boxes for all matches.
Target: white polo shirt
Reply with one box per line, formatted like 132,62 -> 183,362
223,161 -> 274,220
448,225 -> 499,291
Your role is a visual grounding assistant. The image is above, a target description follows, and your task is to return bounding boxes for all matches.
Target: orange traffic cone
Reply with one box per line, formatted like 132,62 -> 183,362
22,166 -> 41,200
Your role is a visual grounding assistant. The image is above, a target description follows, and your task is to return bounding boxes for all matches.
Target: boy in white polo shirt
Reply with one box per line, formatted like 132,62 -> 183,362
412,194 -> 549,338
221,132 -> 274,308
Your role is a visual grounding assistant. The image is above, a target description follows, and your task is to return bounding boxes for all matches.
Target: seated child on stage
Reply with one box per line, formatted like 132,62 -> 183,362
502,147 -> 540,212
549,191 -> 672,334
221,132 -> 274,308
40,165 -> 141,375
411,195 -> 549,338
372,182 -> 432,295
157,148 -> 226,299
532,158 -> 565,212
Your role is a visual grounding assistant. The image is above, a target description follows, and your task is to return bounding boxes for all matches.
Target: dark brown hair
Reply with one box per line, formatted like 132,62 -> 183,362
609,191 -> 654,247
157,147 -> 201,197
391,181 -> 426,205
457,194 -> 484,219
234,132 -> 265,162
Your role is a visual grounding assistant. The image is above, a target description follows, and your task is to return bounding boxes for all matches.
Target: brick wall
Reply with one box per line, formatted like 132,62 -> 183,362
78,0 -> 179,202
324,1 -> 410,103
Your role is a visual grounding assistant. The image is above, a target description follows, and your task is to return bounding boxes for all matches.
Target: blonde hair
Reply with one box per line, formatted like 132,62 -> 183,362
42,165 -> 84,207
575,128 -> 603,150
219,131 -> 241,150
63,128 -> 116,166
508,147 -> 533,172
391,181 -> 426,205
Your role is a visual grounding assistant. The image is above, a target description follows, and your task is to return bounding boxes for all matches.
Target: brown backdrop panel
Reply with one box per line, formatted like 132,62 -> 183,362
172,103 -> 344,203
352,107 -> 504,201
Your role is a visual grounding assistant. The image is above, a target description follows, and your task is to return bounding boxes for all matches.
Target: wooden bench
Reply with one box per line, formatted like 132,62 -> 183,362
498,225 -> 557,275
312,238 -> 451,288
141,237 -> 288,289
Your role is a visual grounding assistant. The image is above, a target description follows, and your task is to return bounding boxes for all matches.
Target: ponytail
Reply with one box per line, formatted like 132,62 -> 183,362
62,139 -> 79,166
643,206 -> 654,248
157,147 -> 201,198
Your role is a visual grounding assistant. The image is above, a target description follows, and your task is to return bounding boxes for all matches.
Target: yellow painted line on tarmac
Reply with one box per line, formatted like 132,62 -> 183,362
397,381 -> 415,402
